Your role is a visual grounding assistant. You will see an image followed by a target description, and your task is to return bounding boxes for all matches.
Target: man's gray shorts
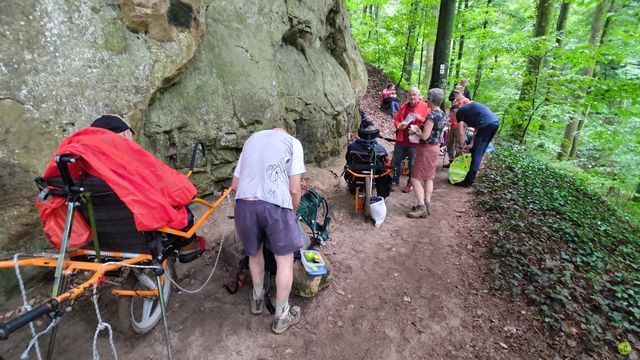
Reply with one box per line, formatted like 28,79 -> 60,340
234,199 -> 302,256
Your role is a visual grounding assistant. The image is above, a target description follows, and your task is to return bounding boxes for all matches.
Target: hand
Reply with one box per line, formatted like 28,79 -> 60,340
462,144 -> 472,152
398,122 -> 409,130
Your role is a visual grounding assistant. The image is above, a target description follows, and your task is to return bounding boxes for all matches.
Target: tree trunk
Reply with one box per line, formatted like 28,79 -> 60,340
556,1 -> 571,47
400,0 -> 422,86
429,0 -> 457,90
454,0 -> 469,81
417,22 -> 428,87
472,0 -> 492,99
513,0 -> 555,137
541,0 -> 571,133
632,181 -> 640,202
557,116 -> 578,160
422,40 -> 435,88
564,0 -> 611,158
568,118 -> 585,159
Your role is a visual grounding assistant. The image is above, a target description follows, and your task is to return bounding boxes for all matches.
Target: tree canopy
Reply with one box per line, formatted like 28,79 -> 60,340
346,0 -> 640,220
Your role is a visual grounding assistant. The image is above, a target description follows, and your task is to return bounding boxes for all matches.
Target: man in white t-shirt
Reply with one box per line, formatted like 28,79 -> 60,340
231,128 -> 306,334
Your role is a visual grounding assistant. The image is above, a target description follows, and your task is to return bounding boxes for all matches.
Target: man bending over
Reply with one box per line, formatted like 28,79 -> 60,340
232,127 -> 305,334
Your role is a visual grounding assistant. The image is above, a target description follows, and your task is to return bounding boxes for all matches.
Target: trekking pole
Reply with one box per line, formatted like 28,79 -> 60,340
156,270 -> 173,360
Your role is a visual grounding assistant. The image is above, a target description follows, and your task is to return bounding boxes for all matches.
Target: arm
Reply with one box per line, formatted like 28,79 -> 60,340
394,108 -> 406,129
413,120 -> 434,141
458,123 -> 466,148
289,174 -> 302,212
231,175 -> 239,191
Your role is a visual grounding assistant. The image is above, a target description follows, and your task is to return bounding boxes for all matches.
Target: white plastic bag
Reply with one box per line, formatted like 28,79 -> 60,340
369,196 -> 387,228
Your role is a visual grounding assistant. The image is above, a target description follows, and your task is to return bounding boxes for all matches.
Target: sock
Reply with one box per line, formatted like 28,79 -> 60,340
253,283 -> 264,300
417,201 -> 425,206
275,299 -> 289,318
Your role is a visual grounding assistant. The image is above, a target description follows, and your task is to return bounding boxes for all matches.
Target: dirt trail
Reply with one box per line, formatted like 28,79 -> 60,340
1,147 -> 559,360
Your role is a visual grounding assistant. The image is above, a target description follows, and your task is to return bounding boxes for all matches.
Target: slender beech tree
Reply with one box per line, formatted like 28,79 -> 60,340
556,1 -> 571,47
512,0 -> 555,138
472,0 -> 492,99
399,0 -> 422,85
559,0 -> 613,160
451,0 -> 469,81
429,0 -> 457,90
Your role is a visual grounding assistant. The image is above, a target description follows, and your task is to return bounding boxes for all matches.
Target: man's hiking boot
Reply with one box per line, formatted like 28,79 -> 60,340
272,305 -> 301,334
407,204 -> 429,218
250,291 -> 265,315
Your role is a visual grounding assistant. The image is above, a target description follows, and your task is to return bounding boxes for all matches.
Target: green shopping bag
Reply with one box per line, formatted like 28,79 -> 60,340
448,153 -> 471,184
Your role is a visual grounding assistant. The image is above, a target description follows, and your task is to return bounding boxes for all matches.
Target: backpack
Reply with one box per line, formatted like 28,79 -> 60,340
296,189 -> 331,245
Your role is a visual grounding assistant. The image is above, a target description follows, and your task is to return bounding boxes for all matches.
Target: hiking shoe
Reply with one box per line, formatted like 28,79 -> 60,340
402,183 -> 413,193
250,291 -> 265,315
407,205 -> 427,219
178,236 -> 205,263
272,305 -> 301,334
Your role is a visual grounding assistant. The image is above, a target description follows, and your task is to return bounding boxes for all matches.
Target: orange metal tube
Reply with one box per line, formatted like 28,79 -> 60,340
157,187 -> 233,238
345,168 -> 392,179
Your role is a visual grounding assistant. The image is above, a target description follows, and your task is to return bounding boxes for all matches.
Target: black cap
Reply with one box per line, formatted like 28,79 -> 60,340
90,115 -> 134,134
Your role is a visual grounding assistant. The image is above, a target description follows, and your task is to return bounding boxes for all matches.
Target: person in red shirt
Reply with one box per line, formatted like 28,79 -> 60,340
380,83 -> 400,116
391,87 -> 430,193
445,86 -> 471,167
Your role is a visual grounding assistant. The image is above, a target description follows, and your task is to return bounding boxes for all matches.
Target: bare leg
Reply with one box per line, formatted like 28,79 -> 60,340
274,253 -> 294,302
248,245 -> 265,288
411,177 -> 425,205
425,179 -> 434,203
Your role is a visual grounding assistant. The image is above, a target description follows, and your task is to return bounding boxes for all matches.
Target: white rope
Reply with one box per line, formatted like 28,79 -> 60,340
13,254 -> 43,360
20,318 -> 60,360
164,213 -> 229,294
164,193 -> 232,294
91,285 -> 118,360
12,191 -> 232,359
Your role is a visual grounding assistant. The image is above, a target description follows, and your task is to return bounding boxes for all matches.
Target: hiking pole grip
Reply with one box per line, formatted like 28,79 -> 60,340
0,300 -> 58,340
189,141 -> 206,172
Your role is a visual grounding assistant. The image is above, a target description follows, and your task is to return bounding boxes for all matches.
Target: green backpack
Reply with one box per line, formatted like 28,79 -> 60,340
448,153 -> 472,184
296,189 -> 331,245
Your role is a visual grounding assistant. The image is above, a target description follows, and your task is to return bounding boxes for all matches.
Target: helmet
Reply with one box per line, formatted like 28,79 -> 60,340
358,126 -> 380,141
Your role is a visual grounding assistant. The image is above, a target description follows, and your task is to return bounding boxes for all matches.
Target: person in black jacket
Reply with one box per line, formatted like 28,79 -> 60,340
451,102 -> 499,187
448,78 -> 471,102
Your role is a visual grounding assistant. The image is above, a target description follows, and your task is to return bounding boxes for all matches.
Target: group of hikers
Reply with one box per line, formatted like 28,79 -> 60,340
370,79 -> 499,218
36,77 -> 498,339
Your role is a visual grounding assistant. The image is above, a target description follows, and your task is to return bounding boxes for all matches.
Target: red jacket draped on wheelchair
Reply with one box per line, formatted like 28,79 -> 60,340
36,127 -> 197,253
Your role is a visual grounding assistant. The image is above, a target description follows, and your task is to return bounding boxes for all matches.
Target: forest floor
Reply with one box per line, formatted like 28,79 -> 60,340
0,67 -> 593,360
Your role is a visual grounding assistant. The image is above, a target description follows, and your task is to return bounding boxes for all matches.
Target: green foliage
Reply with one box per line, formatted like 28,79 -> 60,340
475,145 -> 640,347
347,0 -> 640,221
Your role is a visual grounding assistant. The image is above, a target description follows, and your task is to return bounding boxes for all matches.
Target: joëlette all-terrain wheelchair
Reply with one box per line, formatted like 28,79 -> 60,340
0,140 -> 231,360
343,127 -> 393,219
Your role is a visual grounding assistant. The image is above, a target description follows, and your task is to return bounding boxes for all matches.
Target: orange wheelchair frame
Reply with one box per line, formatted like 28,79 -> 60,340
344,167 -> 392,217
0,141 -> 231,360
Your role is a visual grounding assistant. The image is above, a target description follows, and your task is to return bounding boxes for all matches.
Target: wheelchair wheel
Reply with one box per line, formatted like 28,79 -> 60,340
124,259 -> 174,335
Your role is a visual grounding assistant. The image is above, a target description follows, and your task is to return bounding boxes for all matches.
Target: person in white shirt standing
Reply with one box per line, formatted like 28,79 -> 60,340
231,128 -> 306,334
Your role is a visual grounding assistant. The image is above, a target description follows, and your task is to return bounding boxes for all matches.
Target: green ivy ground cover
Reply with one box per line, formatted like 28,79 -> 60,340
474,146 -> 640,350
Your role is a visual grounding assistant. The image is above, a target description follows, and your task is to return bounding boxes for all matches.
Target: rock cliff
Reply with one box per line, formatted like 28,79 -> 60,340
0,0 -> 366,254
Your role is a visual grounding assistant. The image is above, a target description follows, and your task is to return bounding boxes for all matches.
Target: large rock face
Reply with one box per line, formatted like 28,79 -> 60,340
0,0 -> 366,255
